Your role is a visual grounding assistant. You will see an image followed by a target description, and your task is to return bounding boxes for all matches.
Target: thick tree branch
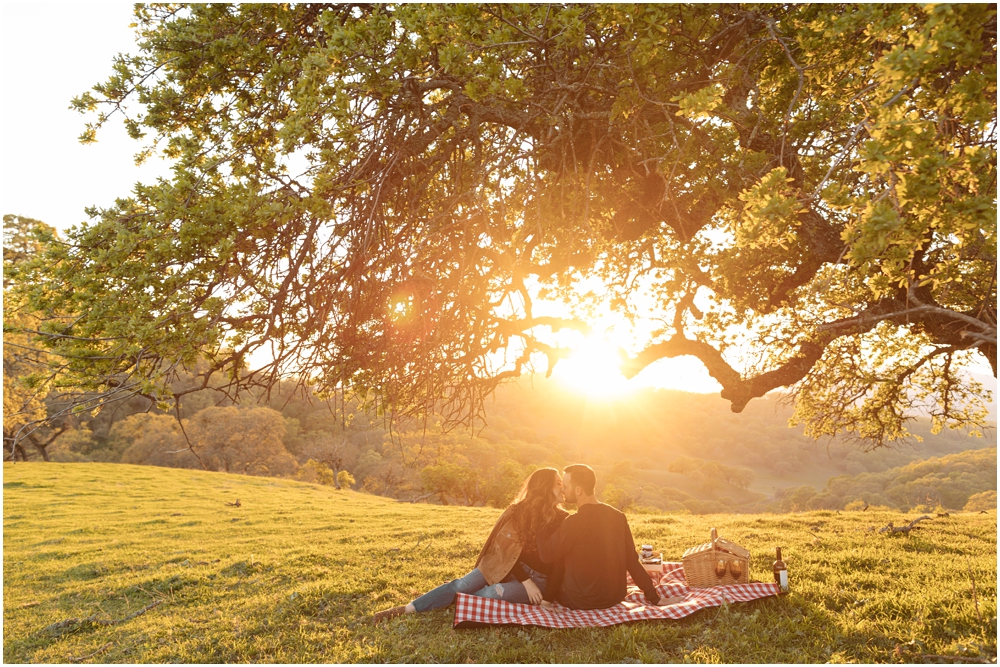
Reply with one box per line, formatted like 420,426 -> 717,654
623,292 -> 996,414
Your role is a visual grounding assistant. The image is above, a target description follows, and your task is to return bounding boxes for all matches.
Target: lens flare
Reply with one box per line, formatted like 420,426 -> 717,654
552,337 -> 632,398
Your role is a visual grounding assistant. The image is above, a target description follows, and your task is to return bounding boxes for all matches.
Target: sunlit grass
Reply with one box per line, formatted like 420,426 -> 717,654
3,462 -> 996,663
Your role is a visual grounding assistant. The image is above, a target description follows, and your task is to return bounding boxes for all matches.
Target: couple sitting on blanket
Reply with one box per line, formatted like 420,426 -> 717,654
373,464 -> 684,624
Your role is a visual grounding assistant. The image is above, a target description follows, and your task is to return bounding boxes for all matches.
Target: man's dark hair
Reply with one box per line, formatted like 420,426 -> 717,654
563,464 -> 596,496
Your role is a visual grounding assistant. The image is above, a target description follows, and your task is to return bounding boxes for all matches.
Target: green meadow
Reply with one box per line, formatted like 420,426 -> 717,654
3,462 -> 996,663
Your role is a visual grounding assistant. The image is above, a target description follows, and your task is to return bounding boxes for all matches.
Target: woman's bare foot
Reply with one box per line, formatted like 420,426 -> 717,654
372,605 -> 407,625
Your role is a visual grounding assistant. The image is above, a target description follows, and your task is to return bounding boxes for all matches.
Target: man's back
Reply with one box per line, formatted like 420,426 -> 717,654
537,502 -> 659,609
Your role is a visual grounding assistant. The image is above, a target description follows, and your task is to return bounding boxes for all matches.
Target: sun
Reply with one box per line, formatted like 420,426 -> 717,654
551,337 -> 633,398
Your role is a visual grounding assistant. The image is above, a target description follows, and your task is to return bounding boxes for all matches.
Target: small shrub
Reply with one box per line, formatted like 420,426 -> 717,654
964,490 -> 997,512
295,459 -> 336,486
337,470 -> 356,489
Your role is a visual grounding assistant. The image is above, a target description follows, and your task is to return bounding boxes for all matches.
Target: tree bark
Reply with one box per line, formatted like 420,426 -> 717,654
326,460 -> 342,489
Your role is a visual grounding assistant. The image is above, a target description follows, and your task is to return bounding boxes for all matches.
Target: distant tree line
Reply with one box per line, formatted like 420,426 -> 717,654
20,366 -> 560,509
773,448 -> 997,513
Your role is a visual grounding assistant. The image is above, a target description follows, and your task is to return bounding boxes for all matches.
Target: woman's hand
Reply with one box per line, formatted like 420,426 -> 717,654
523,578 -> 544,605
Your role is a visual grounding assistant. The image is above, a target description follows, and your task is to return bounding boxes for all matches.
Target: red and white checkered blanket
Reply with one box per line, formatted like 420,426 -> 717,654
453,562 -> 779,629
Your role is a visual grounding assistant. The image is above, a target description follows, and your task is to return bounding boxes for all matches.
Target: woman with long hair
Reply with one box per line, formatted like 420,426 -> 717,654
373,467 -> 567,624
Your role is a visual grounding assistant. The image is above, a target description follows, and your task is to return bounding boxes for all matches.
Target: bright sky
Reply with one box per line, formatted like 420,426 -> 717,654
1,3 -> 173,232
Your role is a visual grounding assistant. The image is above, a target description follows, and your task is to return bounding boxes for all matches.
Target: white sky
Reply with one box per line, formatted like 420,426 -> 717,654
1,3 -> 172,231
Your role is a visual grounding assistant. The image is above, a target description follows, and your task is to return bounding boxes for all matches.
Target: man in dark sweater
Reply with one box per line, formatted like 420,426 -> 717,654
537,464 -> 683,610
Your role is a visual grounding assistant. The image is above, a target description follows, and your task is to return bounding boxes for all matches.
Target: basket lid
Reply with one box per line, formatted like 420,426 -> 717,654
715,537 -> 750,559
681,528 -> 750,560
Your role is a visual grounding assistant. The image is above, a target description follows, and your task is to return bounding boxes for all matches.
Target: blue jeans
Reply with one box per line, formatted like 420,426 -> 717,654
411,564 -> 549,612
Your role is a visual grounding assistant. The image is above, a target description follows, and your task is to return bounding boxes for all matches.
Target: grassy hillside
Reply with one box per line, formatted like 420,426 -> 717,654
4,463 -> 996,663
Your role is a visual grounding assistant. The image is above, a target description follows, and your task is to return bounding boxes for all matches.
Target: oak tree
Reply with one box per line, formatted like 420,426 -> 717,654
9,4 -> 996,448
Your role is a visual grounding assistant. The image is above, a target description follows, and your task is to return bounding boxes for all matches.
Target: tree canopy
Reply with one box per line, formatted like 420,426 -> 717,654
6,3 -> 996,448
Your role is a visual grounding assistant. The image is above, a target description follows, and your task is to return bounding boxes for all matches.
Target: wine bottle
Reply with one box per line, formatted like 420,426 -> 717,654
772,547 -> 789,593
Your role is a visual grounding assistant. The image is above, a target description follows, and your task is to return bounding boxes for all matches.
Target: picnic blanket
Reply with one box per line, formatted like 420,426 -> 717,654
453,562 -> 779,629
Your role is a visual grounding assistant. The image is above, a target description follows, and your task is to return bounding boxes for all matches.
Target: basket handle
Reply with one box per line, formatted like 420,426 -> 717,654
710,527 -> 718,547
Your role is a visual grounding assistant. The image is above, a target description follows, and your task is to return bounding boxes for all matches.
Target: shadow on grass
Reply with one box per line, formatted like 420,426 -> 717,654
220,559 -> 273,578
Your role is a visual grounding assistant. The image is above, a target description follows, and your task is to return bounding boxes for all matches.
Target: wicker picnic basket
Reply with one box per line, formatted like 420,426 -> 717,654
682,527 -> 750,588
